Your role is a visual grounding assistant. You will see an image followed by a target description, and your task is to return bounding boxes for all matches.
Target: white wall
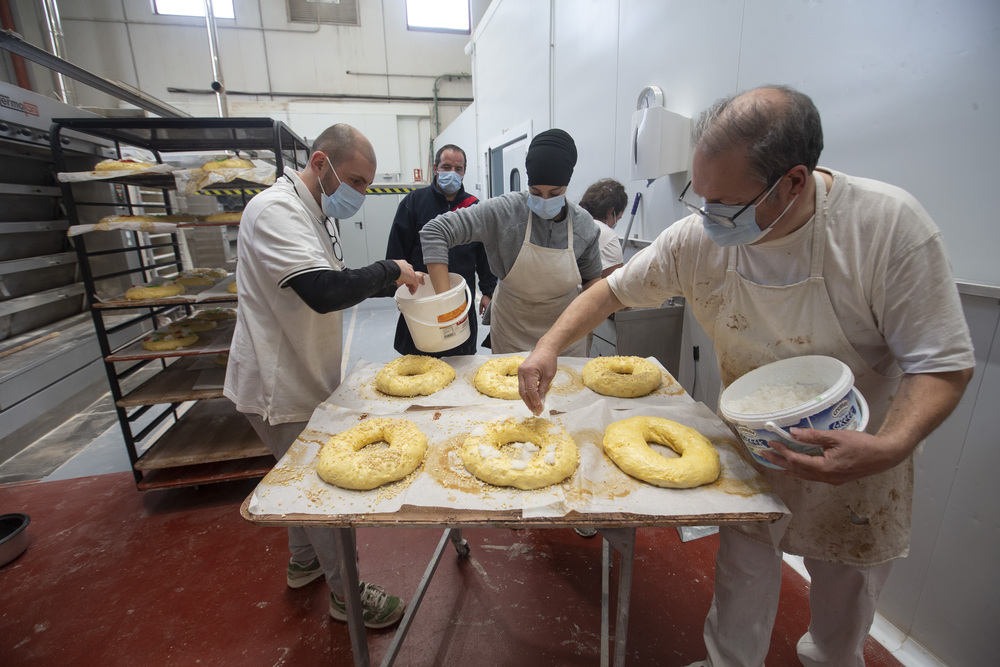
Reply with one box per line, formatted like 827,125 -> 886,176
453,1 -> 999,664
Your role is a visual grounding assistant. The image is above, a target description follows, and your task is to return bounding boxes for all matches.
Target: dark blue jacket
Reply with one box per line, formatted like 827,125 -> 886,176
385,183 -> 497,356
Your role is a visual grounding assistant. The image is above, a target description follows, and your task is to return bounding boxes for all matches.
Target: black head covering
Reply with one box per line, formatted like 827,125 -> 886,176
525,128 -> 577,187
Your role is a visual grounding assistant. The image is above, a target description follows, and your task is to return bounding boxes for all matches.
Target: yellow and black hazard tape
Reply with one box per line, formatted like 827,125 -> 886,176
367,186 -> 417,194
199,188 -> 265,195
198,186 -> 418,196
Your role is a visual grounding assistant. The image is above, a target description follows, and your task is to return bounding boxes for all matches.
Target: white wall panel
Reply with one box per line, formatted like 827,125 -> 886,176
284,102 -> 403,174
879,293 -> 999,632
909,296 -> 1000,665
551,0 -> 620,202
737,0 -> 1000,286
60,19 -> 139,110
471,0 -> 551,194
613,0 -> 743,241
125,23 -> 216,100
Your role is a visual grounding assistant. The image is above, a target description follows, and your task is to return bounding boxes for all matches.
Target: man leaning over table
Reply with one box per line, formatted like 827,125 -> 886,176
518,85 -> 974,666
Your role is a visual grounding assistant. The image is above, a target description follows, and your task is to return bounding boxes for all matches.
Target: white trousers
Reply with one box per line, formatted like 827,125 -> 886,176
704,526 -> 894,667
245,413 -> 345,595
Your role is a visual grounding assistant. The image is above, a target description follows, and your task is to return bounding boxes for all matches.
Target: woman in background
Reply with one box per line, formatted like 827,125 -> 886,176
579,178 -> 627,278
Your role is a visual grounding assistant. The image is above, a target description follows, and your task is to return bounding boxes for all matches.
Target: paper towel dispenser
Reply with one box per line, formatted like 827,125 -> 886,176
630,105 -> 692,181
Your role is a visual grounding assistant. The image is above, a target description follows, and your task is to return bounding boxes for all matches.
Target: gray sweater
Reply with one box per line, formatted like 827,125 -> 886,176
419,191 -> 603,282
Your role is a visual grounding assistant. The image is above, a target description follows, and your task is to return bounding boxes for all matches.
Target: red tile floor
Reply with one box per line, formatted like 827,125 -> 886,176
0,472 -> 903,666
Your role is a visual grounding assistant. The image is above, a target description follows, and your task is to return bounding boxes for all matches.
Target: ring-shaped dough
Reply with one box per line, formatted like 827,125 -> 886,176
474,355 -> 525,400
582,356 -> 662,398
227,281 -> 238,294
126,282 -> 186,300
603,416 -> 720,488
317,418 -> 428,490
461,417 -> 579,490
375,355 -> 455,397
142,329 -> 198,351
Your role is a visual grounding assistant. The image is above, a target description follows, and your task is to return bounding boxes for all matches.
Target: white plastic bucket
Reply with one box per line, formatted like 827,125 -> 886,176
719,355 -> 869,469
395,272 -> 472,353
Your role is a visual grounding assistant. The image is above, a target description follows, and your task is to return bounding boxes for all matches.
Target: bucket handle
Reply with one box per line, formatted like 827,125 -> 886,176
763,386 -> 869,444
402,282 -> 473,328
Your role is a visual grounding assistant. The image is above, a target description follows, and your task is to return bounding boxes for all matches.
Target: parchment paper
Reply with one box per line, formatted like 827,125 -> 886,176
247,372 -> 787,522
194,275 -> 235,301
173,161 -> 276,195
328,354 -> 690,413
57,163 -> 177,182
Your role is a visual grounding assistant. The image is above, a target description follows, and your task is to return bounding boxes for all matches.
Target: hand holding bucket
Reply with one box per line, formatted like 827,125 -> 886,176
720,356 -> 870,469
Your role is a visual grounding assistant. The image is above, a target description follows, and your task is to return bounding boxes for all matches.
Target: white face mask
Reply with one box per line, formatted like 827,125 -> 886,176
436,169 -> 462,194
319,158 -> 366,219
700,180 -> 797,246
527,193 -> 566,219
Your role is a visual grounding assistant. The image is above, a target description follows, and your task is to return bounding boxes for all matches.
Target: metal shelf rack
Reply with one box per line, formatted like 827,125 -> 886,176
49,117 -> 309,490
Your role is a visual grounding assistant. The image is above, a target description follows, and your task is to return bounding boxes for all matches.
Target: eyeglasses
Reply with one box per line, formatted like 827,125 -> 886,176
678,178 -> 776,228
324,218 -> 344,261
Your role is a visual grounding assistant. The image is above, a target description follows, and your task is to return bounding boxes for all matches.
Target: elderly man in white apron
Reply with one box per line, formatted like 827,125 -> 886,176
420,128 -> 603,357
517,86 -> 974,666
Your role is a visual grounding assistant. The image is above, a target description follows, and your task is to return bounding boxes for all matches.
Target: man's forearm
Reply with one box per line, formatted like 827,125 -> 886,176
535,280 -> 624,356
876,368 -> 973,462
427,262 -> 451,293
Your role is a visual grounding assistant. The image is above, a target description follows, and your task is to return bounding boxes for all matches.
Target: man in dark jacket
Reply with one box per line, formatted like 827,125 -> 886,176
386,144 -> 497,355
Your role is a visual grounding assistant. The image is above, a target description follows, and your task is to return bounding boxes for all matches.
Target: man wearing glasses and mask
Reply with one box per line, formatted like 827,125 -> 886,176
518,86 -> 974,666
225,123 -> 423,629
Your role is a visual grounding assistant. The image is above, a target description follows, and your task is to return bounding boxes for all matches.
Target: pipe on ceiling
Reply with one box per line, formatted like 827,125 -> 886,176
39,0 -> 72,104
203,0 -> 228,117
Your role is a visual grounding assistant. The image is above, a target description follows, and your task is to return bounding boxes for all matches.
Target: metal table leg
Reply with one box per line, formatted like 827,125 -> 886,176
601,537 -> 611,667
336,527 -> 470,667
380,528 -> 469,666
334,527 -> 370,667
599,528 -> 637,667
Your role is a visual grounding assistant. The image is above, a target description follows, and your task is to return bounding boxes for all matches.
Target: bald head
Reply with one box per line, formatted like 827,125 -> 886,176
311,124 -> 376,170
694,85 -> 823,186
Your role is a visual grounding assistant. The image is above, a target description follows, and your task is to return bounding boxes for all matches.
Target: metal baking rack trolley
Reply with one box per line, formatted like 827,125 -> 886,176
241,355 -> 789,666
51,117 -> 309,490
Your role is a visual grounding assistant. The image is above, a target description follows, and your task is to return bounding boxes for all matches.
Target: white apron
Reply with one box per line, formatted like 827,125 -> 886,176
715,171 -> 911,565
490,208 -> 587,356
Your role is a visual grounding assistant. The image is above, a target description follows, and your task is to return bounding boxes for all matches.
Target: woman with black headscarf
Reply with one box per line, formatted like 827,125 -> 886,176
420,129 -> 602,356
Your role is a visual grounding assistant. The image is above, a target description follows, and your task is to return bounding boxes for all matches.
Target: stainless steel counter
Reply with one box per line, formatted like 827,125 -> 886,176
591,299 -> 684,377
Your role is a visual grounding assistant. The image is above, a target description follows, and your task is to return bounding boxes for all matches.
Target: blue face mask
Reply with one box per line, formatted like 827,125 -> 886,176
320,158 -> 366,219
527,193 -> 566,220
701,181 -> 797,246
436,170 -> 462,194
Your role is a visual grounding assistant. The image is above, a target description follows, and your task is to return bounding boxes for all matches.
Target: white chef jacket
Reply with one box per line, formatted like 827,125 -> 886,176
224,170 -> 346,425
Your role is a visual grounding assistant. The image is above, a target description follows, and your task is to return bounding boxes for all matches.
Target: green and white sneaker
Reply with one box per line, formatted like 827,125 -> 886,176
286,557 -> 323,589
330,582 -> 406,629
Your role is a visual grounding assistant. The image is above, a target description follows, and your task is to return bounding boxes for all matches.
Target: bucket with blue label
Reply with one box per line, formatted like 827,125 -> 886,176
719,356 -> 869,469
